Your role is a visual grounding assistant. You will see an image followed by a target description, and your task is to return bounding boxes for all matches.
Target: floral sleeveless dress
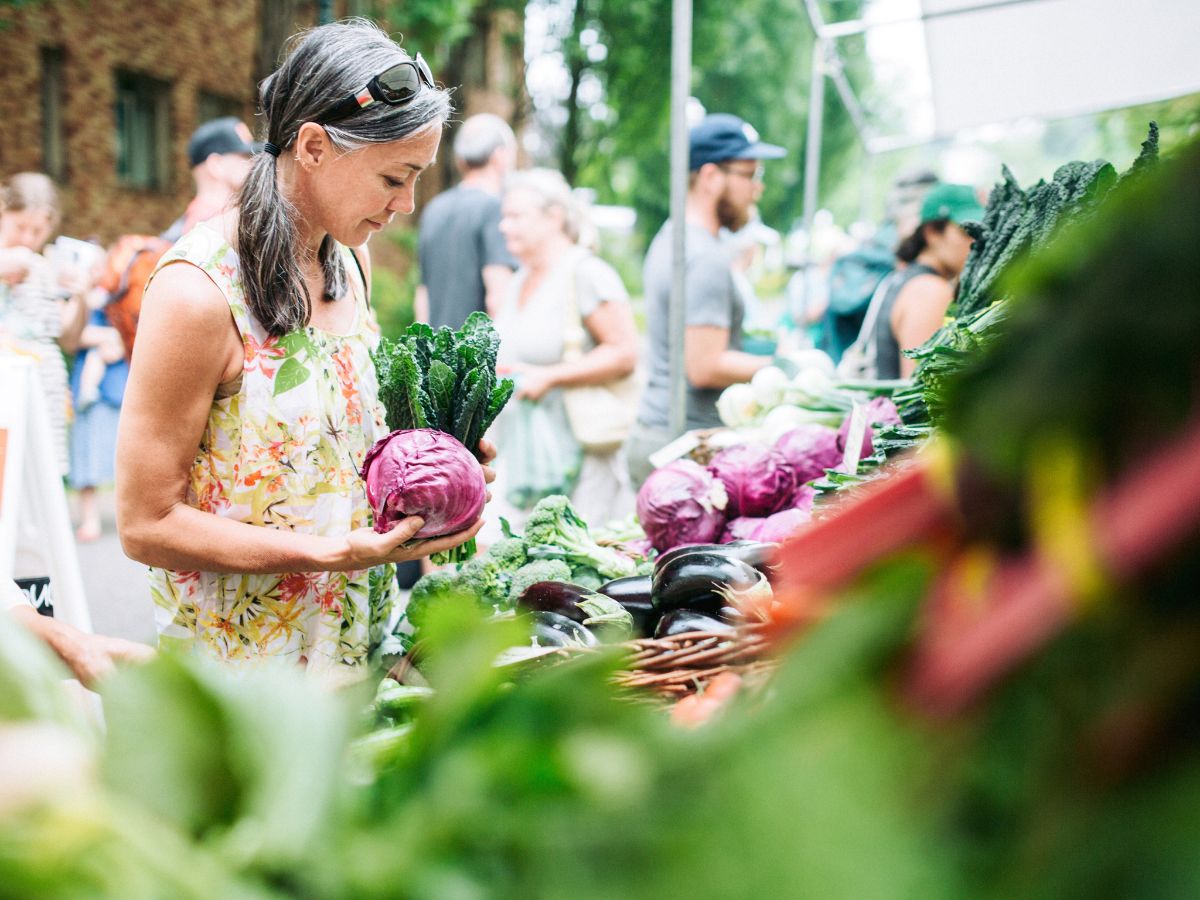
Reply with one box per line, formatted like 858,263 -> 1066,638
146,224 -> 397,671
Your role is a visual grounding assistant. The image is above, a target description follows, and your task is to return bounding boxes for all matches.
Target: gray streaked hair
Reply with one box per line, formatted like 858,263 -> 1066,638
503,168 -> 586,245
453,113 -> 515,169
237,19 -> 452,337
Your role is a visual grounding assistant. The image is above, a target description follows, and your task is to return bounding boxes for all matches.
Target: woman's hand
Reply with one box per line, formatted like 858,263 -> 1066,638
341,438 -> 495,568
512,364 -> 559,402
58,633 -> 156,689
478,437 -> 497,482
342,515 -> 485,569
0,247 -> 38,285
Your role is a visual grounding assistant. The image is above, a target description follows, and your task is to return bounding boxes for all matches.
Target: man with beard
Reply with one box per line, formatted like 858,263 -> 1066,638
626,114 -> 786,485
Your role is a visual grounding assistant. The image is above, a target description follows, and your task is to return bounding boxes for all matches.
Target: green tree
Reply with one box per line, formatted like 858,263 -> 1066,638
536,0 -> 868,245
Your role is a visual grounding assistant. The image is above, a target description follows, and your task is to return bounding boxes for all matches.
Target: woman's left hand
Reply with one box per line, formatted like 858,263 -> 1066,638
513,365 -> 558,402
478,437 -> 497,485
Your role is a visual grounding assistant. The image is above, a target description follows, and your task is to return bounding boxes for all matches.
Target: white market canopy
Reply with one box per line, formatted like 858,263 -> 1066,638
923,0 -> 1200,140
814,0 -> 1200,153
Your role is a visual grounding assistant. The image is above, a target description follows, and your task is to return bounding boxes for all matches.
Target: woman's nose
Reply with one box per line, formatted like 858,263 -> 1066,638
387,188 -> 415,215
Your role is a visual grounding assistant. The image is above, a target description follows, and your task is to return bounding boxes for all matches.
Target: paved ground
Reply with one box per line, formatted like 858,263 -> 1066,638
69,489 -> 156,644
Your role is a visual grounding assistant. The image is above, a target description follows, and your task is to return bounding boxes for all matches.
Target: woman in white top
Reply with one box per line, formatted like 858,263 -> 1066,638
493,168 -> 639,527
0,173 -> 89,476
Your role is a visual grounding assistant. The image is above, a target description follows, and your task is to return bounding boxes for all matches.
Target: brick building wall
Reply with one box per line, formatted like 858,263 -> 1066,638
0,0 -> 265,243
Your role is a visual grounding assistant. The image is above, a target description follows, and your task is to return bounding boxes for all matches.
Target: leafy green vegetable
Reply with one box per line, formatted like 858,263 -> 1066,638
523,495 -> 637,580
893,124 -> 1160,438
372,311 -> 515,563
405,570 -> 478,641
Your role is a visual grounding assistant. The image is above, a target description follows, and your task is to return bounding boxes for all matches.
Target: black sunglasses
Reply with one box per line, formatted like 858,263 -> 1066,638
321,54 -> 435,125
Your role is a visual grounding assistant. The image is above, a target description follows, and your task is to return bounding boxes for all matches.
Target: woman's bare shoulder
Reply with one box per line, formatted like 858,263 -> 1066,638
895,272 -> 952,308
144,259 -> 230,325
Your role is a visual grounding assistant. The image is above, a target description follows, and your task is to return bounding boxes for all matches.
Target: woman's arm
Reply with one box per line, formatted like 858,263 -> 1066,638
515,299 -> 639,400
890,274 -> 954,378
116,263 -> 480,574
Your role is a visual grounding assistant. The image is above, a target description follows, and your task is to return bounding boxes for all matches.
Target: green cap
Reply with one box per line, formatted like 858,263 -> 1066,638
920,183 -> 985,225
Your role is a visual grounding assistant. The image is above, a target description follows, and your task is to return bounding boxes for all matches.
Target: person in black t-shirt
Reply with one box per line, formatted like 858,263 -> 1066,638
415,113 -> 519,329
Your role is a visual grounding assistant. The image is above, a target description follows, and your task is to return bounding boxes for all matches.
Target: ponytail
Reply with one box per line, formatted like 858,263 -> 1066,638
895,218 -> 948,264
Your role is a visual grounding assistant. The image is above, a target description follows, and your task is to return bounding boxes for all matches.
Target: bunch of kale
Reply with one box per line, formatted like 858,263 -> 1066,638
373,311 -> 514,459
891,124 -> 1160,432
372,312 -> 515,562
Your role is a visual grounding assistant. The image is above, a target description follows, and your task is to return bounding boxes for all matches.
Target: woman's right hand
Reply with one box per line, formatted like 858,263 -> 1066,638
0,247 -> 38,285
340,515 -> 485,569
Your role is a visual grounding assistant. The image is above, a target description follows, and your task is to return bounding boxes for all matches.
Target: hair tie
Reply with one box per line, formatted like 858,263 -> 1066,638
263,142 -> 282,158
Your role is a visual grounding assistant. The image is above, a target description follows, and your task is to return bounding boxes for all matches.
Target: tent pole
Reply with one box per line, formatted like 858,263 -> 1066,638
668,0 -> 692,438
797,35 -> 826,317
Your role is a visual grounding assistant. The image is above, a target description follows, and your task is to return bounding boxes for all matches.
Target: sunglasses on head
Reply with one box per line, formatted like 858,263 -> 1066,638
321,53 -> 435,125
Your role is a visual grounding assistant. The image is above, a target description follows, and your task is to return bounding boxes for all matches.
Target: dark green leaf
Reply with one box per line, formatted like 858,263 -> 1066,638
427,360 -> 457,431
482,377 -> 515,434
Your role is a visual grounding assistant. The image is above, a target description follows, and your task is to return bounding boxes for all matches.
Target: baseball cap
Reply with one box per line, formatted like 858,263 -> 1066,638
689,114 -> 786,171
920,183 -> 985,226
187,117 -> 261,168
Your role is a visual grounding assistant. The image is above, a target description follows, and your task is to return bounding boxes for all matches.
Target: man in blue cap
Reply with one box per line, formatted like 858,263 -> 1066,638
626,113 -> 786,486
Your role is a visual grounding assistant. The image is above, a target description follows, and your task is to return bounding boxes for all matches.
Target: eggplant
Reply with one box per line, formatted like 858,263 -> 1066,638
517,581 -> 594,623
597,575 -> 659,638
527,611 -> 598,648
653,543 -> 728,573
721,540 -> 781,576
651,552 -> 771,616
654,541 -> 779,579
654,609 -> 735,639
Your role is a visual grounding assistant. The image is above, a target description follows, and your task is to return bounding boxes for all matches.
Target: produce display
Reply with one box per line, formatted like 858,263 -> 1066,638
403,494 -> 779,655
369,312 -> 515,562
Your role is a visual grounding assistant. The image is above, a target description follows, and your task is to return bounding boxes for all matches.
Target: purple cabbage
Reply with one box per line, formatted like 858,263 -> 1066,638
362,428 -> 486,537
773,425 -> 842,485
790,484 -> 816,515
721,517 -> 766,543
837,397 -> 903,461
752,507 -> 812,543
636,460 -> 729,554
708,444 -> 797,518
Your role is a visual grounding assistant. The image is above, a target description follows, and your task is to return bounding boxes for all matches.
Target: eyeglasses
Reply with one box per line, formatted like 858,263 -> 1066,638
718,163 -> 765,183
321,54 -> 435,125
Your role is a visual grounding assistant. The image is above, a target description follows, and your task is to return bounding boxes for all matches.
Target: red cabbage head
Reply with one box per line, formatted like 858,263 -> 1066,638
362,429 -> 486,537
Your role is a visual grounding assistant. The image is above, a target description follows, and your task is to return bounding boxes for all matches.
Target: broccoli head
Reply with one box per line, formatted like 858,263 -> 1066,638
523,495 -> 636,580
405,570 -> 467,636
571,566 -> 604,591
508,559 -> 572,604
484,537 -> 527,571
457,555 -> 516,612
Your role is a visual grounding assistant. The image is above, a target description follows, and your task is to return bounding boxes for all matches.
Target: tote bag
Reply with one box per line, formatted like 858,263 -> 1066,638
560,257 -> 640,454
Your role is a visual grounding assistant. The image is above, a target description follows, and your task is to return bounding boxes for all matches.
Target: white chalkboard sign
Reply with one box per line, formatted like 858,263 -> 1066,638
0,352 -> 92,632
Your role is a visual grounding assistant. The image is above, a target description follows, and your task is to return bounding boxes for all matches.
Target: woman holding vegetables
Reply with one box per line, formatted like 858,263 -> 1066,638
116,21 -> 493,672
492,168 -> 640,528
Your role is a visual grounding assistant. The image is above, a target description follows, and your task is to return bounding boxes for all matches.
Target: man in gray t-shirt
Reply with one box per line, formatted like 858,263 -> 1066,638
416,114 -> 519,330
628,114 -> 787,486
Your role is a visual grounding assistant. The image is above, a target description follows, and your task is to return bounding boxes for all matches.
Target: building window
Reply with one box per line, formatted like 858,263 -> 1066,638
197,91 -> 246,126
41,47 -> 67,182
114,70 -> 172,191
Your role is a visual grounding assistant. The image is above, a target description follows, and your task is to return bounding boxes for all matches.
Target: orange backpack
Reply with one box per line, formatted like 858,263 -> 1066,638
99,235 -> 171,362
